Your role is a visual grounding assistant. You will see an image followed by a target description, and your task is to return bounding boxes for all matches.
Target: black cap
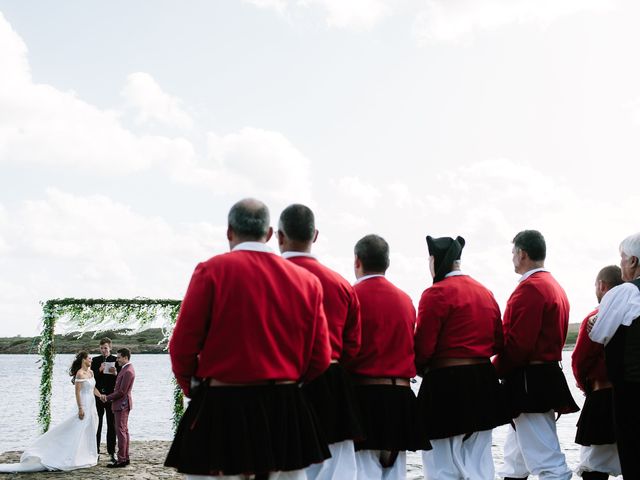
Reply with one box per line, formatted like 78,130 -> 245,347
426,235 -> 465,283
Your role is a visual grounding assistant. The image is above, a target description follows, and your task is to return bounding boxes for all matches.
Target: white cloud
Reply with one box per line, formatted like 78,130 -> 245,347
122,72 -> 194,130
413,0 -> 614,44
245,0 -> 288,14
244,0 -> 395,30
168,127 -> 314,202
0,12 -> 313,204
307,0 -> 393,30
331,176 -> 381,207
0,13 -> 194,174
0,189 -> 227,335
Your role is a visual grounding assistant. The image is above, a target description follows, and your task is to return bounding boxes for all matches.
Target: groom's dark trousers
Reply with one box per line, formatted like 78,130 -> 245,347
91,354 -> 119,455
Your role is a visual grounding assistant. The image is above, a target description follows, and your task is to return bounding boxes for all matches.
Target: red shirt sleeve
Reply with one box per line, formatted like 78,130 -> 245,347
302,286 -> 332,382
414,288 -> 447,372
493,282 -> 544,377
571,310 -> 601,393
169,263 -> 213,395
340,290 -> 361,364
493,298 -> 504,356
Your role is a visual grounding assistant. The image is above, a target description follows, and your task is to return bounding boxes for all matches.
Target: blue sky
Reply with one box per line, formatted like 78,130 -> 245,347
0,0 -> 638,335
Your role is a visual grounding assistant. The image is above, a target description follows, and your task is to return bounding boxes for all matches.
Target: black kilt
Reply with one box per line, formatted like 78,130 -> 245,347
302,363 -> 365,444
417,362 -> 511,440
164,384 -> 330,476
503,363 -> 579,418
353,384 -> 431,452
575,387 -> 616,446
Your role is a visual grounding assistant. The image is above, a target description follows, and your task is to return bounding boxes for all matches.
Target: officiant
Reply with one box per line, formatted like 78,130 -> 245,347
91,337 -> 120,464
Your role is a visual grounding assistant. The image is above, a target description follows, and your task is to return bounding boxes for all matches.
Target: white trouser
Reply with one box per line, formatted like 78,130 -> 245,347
186,470 -> 306,480
422,430 -> 494,480
355,450 -> 406,480
498,410 -> 572,480
575,443 -> 621,477
306,439 -> 356,480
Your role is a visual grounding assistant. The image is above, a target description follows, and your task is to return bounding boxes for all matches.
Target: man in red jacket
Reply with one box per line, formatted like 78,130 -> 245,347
277,203 -> 363,480
347,234 -> 428,480
493,230 -> 578,480
415,235 -> 508,480
165,198 -> 332,480
572,265 -> 622,480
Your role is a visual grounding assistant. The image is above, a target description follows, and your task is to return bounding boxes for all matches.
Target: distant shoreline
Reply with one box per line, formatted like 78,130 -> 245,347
0,328 -> 168,354
0,324 -> 580,354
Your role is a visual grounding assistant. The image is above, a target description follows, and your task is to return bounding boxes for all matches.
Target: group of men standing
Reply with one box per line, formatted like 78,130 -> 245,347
164,197 -> 640,480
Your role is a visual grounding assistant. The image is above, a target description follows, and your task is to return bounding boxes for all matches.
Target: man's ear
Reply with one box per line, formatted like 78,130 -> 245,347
265,226 -> 274,242
312,229 -> 319,243
226,226 -> 233,241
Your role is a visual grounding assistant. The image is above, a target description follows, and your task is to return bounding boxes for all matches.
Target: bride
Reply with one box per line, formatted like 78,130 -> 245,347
0,351 -> 100,472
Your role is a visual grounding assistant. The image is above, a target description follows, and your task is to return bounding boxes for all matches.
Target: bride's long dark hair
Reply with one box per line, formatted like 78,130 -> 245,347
69,351 -> 89,384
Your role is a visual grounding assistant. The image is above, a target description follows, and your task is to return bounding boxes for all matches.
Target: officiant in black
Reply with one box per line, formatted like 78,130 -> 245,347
91,337 -> 121,463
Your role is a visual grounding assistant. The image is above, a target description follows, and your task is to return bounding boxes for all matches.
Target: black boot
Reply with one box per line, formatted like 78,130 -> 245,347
581,472 -> 608,480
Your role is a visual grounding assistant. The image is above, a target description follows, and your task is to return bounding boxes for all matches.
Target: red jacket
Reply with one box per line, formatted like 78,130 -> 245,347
572,308 -> 609,392
169,249 -> 331,394
493,271 -> 570,377
347,276 -> 416,378
415,274 -> 503,372
286,255 -> 361,363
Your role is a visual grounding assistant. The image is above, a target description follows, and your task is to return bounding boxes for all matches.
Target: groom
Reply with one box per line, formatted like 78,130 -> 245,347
103,348 -> 135,468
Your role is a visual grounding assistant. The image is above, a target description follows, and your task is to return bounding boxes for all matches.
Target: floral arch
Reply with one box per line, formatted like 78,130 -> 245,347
38,298 -> 183,433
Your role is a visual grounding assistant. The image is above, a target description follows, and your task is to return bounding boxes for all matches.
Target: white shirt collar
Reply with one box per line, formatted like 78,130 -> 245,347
282,251 -> 316,259
355,274 -> 385,284
121,362 -> 131,369
232,241 -> 274,253
445,270 -> 465,278
519,267 -> 548,283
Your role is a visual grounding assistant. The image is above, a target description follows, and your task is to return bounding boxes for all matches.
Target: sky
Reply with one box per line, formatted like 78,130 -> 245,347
0,0 -> 639,336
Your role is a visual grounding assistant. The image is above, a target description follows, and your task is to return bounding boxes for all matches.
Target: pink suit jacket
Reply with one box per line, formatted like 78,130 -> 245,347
106,363 -> 135,412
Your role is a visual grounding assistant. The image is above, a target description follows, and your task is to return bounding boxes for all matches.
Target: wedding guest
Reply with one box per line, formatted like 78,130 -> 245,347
589,232 -> 640,478
104,348 -> 135,469
493,230 -> 579,480
278,204 -> 364,480
415,236 -> 508,480
165,198 -> 331,480
572,265 -> 622,479
90,337 -> 119,463
347,234 -> 429,480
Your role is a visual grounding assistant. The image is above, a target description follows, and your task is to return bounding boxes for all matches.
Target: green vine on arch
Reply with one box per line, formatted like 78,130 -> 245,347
38,298 -> 184,433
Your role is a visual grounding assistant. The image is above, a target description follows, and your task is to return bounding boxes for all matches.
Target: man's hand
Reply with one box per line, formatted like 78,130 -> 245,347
109,366 -> 116,374
100,394 -> 108,403
99,363 -> 105,373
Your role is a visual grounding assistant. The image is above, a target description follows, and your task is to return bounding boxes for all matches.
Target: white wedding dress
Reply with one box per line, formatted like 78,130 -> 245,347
0,377 -> 99,473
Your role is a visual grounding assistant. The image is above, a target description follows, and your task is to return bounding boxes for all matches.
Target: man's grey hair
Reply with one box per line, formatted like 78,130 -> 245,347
619,232 -> 640,259
228,198 -> 270,239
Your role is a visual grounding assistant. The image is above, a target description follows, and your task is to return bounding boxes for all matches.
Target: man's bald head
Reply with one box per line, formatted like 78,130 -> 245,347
228,198 -> 271,241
